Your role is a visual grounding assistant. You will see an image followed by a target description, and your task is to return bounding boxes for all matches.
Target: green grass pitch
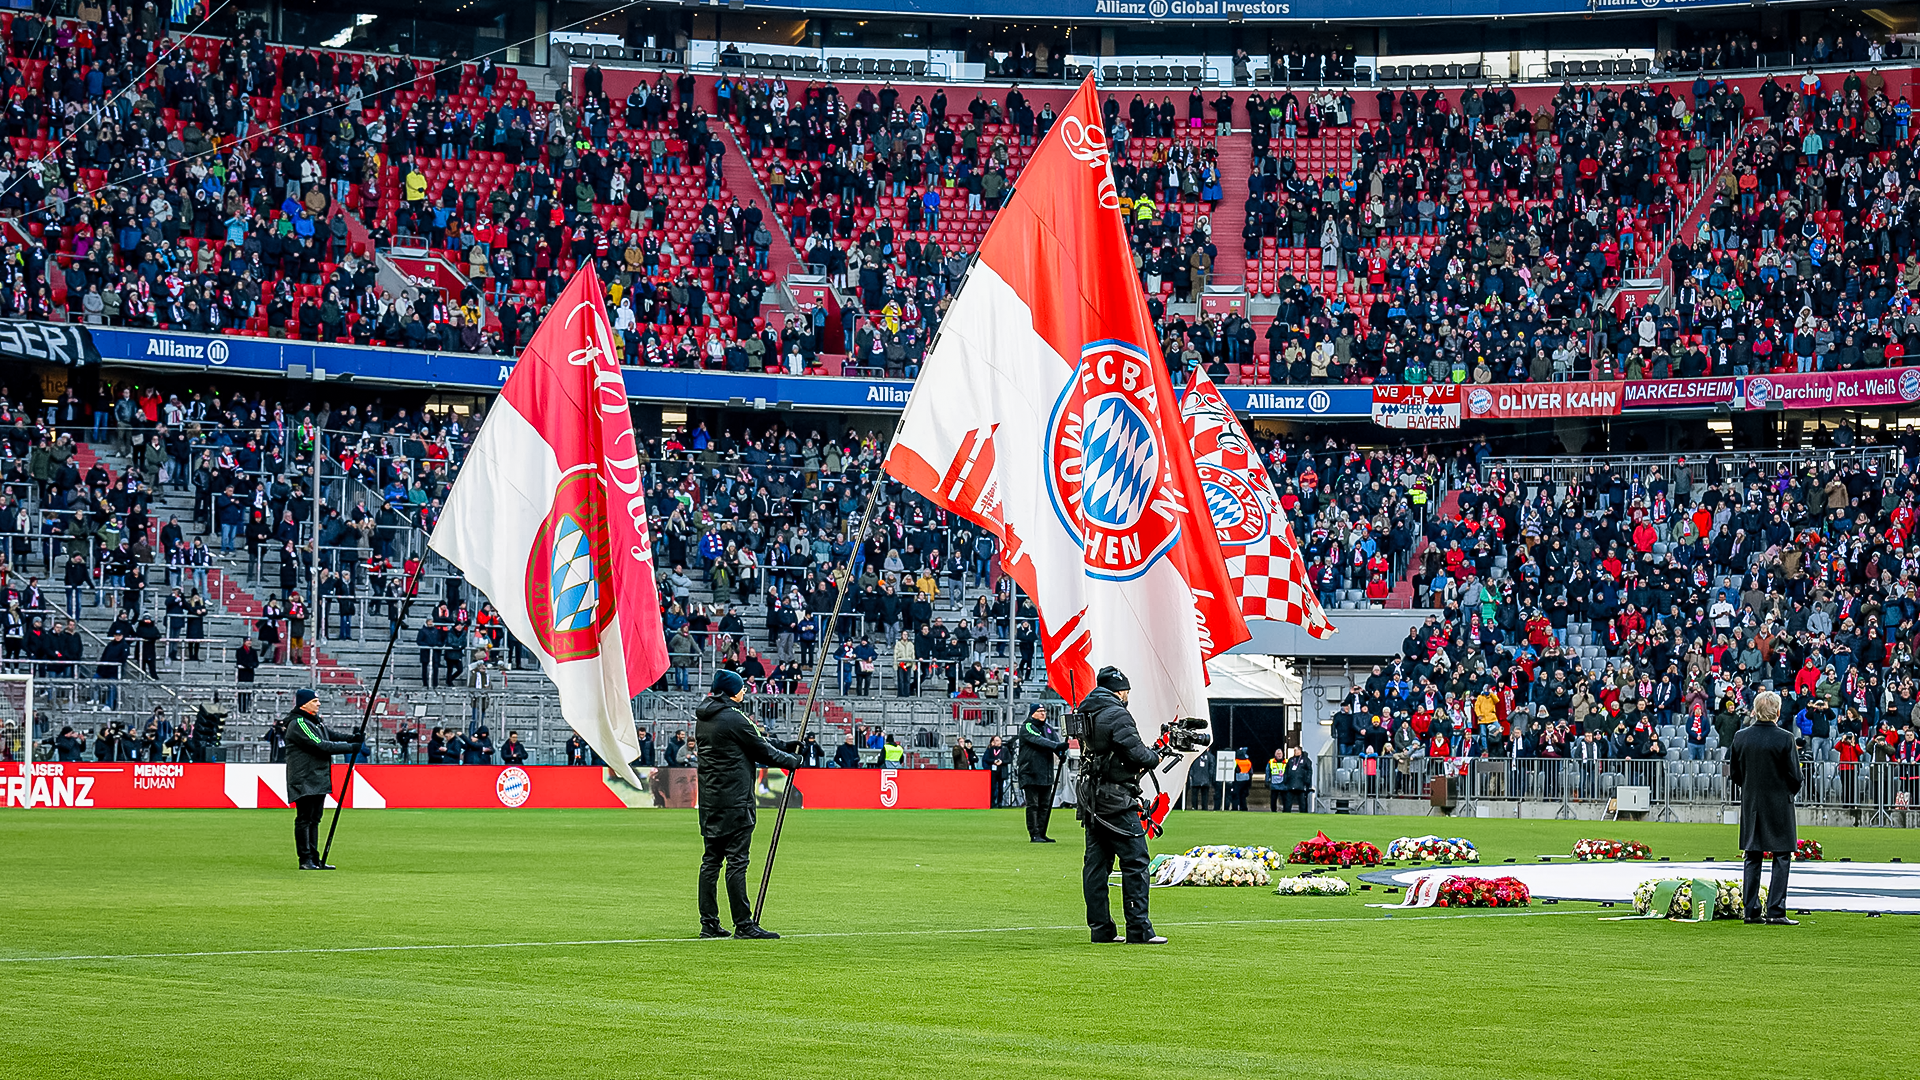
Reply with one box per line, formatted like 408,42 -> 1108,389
3,809 -> 1918,1079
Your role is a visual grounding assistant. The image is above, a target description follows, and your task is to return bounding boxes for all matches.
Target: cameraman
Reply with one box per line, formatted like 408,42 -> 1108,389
1075,667 -> 1165,945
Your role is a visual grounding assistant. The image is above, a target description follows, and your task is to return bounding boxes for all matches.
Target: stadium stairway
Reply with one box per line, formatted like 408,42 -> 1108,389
1384,485 -> 1461,608
1662,118 -> 1759,281
1207,130 -> 1253,287
711,119 -> 801,280
67,439 -> 368,693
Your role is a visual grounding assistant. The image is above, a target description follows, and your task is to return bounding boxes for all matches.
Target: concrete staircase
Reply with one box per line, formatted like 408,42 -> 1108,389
1208,131 -> 1253,286
1385,487 -> 1461,608
710,119 -> 801,280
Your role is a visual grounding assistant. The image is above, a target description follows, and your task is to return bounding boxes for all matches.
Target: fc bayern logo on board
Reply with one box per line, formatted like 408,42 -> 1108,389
1901,370 -> 1920,402
524,468 -> 616,661
1197,462 -> 1270,547
1744,377 -> 1773,408
1466,386 -> 1494,416
496,767 -> 532,808
1045,340 -> 1181,581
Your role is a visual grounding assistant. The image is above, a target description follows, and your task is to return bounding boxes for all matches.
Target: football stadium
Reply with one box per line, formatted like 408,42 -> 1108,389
4,0 -> 1920,1075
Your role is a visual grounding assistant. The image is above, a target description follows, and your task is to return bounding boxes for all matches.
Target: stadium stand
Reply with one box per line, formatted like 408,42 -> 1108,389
2,3 -> 1920,804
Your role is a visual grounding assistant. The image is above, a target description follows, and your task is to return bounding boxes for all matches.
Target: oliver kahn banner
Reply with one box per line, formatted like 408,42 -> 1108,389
0,762 -> 990,810
1463,382 -> 1624,419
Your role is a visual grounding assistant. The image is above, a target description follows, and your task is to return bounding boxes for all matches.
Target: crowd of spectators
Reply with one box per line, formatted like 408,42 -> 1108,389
1615,68 -> 1920,381
8,11 -> 1920,395
1328,440 -> 1920,805
1657,28 -> 1891,75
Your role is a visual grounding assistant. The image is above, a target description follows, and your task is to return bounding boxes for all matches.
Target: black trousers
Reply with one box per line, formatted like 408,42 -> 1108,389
1023,785 -> 1053,838
1743,849 -> 1791,920
1187,784 -> 1213,810
1083,816 -> 1153,942
292,793 -> 325,863
698,824 -> 754,928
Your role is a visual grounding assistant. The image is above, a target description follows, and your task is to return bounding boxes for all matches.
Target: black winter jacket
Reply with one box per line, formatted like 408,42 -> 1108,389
285,709 -> 358,801
694,695 -> 800,837
1015,715 -> 1066,787
1076,687 -> 1159,830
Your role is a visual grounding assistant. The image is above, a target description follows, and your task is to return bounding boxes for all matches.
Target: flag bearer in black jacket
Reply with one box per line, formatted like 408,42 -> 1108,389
1016,703 -> 1066,843
695,669 -> 800,939
284,689 -> 361,870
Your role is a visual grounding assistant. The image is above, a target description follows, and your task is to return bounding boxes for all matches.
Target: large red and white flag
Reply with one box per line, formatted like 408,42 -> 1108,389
429,264 -> 667,783
884,75 -> 1247,737
1181,367 -> 1334,638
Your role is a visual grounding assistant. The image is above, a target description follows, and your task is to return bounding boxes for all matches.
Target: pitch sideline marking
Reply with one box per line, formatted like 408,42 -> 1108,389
0,910 -> 1596,965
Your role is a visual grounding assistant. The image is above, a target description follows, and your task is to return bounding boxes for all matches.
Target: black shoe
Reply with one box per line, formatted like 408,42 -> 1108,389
1128,935 -> 1169,945
1090,934 -> 1121,944
1742,916 -> 1763,924
1762,917 -> 1799,925
734,923 -> 781,940
312,861 -> 336,870
298,860 -> 319,870
699,923 -> 732,939
1037,836 -> 1057,843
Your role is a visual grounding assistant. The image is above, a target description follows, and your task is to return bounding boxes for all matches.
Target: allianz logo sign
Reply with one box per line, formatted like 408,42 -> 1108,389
866,385 -> 912,404
1241,390 -> 1333,413
144,336 -> 232,365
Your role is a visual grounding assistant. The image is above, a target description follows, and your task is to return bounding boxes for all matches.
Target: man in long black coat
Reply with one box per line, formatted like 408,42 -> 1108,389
1075,667 -> 1166,945
694,669 -> 800,940
1015,703 -> 1065,843
284,689 -> 361,870
1730,690 -> 1802,924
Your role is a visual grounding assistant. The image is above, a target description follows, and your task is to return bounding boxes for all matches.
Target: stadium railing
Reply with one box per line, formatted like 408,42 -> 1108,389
26,680 -> 1036,767
1318,752 -> 1918,821
1477,446 -> 1903,491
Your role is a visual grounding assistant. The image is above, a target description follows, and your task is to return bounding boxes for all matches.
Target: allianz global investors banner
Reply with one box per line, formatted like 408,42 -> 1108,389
1463,382 -> 1624,419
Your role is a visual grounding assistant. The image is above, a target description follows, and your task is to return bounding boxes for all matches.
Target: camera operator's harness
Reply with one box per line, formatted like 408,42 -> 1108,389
1073,708 -> 1211,839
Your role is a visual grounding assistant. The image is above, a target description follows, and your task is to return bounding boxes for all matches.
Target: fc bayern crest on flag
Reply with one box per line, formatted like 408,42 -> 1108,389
1045,339 -> 1182,581
1196,461 -> 1271,546
524,468 -> 616,661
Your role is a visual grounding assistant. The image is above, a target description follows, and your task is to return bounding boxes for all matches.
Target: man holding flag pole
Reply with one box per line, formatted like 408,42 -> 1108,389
882,74 -> 1250,944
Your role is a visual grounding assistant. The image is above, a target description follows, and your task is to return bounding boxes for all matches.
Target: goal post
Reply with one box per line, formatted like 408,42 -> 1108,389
0,672 -> 34,767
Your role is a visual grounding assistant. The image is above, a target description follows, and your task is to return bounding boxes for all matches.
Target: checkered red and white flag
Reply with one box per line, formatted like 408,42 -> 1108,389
1180,368 -> 1334,638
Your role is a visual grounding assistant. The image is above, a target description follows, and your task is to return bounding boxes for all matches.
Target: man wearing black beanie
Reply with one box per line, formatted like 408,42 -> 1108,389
1076,666 -> 1166,944
283,689 -> 361,870
695,668 -> 801,939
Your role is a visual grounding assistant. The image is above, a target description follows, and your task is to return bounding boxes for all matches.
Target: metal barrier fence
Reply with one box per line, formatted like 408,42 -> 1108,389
1478,447 -> 1902,494
16,680 -> 1035,768
1319,753 -> 1920,824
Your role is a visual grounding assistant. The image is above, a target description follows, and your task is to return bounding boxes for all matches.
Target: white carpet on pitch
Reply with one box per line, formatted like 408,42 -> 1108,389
1359,861 -> 1920,914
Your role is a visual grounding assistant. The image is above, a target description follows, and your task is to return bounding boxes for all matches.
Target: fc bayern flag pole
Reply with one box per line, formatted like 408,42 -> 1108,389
751,448 -> 894,924
320,556 -> 426,865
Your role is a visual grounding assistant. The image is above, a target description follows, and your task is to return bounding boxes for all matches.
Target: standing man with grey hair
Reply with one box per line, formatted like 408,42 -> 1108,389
1730,690 -> 1802,925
